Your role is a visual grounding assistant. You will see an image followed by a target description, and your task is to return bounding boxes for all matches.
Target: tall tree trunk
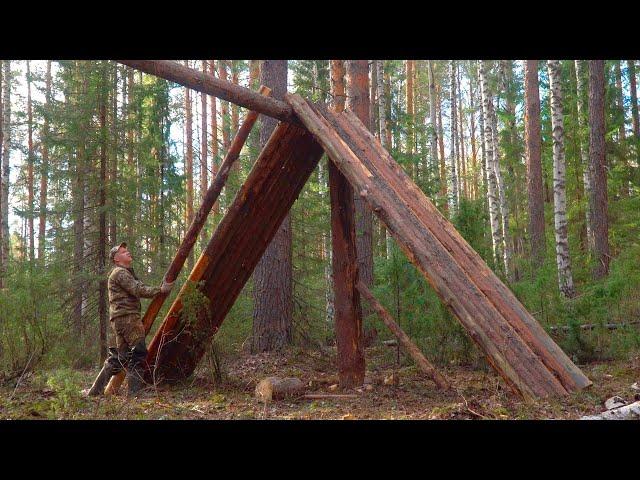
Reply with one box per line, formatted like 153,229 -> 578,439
457,64 -> 467,199
328,59 -> 365,388
201,60 -> 208,198
218,60 -> 230,151
39,61 -> 51,264
370,60 -> 378,138
231,61 -> 239,137
26,61 -> 35,265
0,61 -> 10,288
72,61 -> 86,336
184,61 -> 194,270
575,60 -> 594,252
346,60 -> 373,297
615,61 -> 629,197
629,60 -> 640,140
428,61 -> 439,191
449,61 -> 459,212
478,60 -> 504,271
252,60 -> 293,353
589,60 -> 610,280
477,67 -> 488,202
468,63 -> 479,200
108,62 -> 117,246
200,60 -> 208,249
406,60 -> 415,178
436,82 -> 448,214
524,60 -> 546,270
490,94 -> 513,281
548,60 -> 576,297
376,60 -> 391,258
209,60 -> 219,216
98,63 -> 108,362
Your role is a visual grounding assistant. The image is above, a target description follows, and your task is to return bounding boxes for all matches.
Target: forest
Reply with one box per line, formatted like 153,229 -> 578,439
0,59 -> 639,420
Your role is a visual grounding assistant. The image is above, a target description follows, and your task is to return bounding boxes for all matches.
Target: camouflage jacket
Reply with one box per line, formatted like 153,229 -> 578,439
108,266 -> 160,320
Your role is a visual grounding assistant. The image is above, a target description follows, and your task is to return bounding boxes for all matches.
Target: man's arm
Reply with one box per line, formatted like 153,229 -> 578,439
115,269 -> 160,299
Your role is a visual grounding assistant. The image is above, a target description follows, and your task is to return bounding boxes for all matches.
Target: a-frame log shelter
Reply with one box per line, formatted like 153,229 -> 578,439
113,60 -> 591,400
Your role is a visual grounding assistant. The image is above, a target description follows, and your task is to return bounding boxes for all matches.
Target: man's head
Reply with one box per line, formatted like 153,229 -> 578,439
109,242 -> 133,268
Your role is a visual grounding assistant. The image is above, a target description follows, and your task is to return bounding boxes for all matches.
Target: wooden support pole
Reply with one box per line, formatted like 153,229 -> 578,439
356,280 -> 451,391
104,86 -> 271,395
117,60 -> 295,123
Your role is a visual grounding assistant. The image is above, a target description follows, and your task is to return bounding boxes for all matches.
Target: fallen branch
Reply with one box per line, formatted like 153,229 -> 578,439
302,394 -> 359,400
356,280 -> 451,391
580,401 -> 640,420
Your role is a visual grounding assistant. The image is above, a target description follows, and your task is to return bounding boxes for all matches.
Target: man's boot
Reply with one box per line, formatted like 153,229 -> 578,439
127,340 -> 149,398
87,348 -> 123,396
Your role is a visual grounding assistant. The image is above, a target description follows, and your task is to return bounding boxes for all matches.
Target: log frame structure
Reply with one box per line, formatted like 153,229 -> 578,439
116,61 -> 591,400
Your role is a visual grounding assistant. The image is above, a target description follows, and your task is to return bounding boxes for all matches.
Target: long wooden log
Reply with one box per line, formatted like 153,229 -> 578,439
146,121 -> 324,383
117,60 -> 295,123
285,93 -> 575,400
336,108 -> 591,393
356,280 -> 451,391
103,86 -> 271,395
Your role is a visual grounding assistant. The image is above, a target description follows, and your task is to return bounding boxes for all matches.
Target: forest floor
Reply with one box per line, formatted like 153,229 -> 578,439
1,346 -> 639,420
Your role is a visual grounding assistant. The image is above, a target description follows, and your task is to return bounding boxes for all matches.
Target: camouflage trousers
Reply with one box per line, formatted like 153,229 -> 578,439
111,313 -> 145,351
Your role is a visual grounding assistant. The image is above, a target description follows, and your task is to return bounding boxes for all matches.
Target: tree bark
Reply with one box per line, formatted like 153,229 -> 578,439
524,61 -> 546,270
478,61 -> 503,270
428,61 -> 439,192
218,60 -> 230,151
184,61 -> 194,271
629,60 -> 640,140
588,60 -> 610,280
98,63 -> 108,362
449,61 -> 459,212
252,60 -> 293,353
575,60 -> 594,252
26,61 -> 35,265
547,60 -> 576,297
0,61 -> 10,289
346,60 -> 373,296
329,59 -> 365,388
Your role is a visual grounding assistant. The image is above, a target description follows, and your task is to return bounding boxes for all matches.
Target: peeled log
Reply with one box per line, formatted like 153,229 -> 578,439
255,377 -> 305,402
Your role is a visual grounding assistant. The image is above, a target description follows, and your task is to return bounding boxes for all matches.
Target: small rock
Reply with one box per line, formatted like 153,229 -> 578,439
341,414 -> 356,420
328,384 -> 339,392
604,395 -> 626,410
364,384 -> 373,392
631,382 -> 640,392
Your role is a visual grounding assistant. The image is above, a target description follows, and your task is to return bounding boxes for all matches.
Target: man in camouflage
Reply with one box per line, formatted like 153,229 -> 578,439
87,242 -> 174,397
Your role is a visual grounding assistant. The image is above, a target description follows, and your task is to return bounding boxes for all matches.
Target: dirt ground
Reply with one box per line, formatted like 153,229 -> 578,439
1,347 -> 639,420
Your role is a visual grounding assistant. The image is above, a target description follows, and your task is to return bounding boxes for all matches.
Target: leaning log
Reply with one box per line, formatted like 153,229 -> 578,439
104,86 -> 271,396
356,280 -> 451,391
117,60 -> 295,123
146,121 -> 324,384
335,108 -> 591,394
286,93 -> 590,400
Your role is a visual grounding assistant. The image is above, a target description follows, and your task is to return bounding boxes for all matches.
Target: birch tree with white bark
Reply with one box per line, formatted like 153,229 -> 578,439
548,60 -> 576,297
478,60 -> 504,271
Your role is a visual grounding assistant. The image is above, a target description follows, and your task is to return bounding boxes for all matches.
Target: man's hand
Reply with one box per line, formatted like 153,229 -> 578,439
160,278 -> 175,294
